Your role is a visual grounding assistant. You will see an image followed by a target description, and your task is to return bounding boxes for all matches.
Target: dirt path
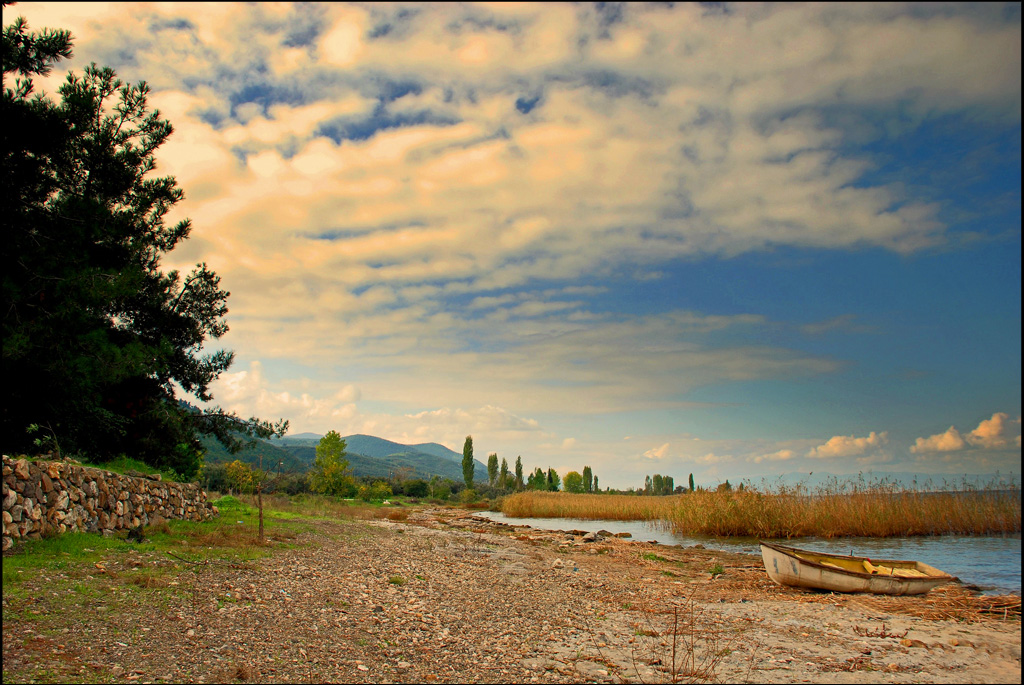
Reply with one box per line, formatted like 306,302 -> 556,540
3,508 -> 1020,683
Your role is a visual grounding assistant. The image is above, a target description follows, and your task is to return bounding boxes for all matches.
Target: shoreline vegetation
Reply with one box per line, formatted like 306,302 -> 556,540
500,479 -> 1022,538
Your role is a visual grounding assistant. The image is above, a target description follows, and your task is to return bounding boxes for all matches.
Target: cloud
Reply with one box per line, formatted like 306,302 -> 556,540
642,443 -> 670,460
751,449 -> 796,464
26,2 -> 1020,307
911,426 -> 967,454
807,431 -> 889,459
912,413 -> 1022,453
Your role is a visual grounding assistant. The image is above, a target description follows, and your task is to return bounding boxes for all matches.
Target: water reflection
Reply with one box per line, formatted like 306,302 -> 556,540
475,510 -> 1021,594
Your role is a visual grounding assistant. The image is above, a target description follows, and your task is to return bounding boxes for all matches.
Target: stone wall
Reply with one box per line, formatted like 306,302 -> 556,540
2,455 -> 218,551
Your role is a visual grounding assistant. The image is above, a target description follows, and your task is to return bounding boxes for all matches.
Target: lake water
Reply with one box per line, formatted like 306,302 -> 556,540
476,510 -> 1021,595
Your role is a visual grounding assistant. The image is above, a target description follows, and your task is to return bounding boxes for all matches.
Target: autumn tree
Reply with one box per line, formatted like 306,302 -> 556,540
563,470 -> 584,493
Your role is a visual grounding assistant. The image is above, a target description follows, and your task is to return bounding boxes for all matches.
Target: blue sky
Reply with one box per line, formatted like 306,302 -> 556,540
16,2 -> 1020,489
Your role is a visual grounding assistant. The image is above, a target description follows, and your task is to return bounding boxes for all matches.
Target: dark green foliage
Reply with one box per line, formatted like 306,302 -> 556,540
1,15 -> 286,477
546,467 -> 560,492
527,467 -> 546,490
498,457 -> 509,490
400,479 -> 430,498
644,473 -> 676,495
515,456 -> 524,490
462,435 -> 474,490
487,452 -> 498,487
689,473 -> 695,493
583,465 -> 593,493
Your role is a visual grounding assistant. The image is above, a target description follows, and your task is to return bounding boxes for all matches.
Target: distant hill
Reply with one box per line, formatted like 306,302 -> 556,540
269,433 -> 487,482
199,434 -> 306,473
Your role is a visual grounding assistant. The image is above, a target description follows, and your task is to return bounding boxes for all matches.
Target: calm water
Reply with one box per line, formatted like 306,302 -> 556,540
476,510 -> 1021,595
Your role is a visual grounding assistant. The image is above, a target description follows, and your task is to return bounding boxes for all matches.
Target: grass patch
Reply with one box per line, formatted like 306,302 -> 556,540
76,455 -> 180,482
640,551 -> 669,562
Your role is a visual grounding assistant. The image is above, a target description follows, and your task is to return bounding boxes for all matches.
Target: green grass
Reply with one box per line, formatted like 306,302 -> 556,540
75,455 -> 180,482
640,551 -> 669,562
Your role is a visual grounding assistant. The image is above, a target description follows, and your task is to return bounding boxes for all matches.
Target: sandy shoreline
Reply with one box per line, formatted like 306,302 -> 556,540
444,510 -> 1021,684
3,506 -> 1020,683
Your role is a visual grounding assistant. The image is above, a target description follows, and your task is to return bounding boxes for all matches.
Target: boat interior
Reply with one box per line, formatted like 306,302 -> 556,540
792,551 -> 931,578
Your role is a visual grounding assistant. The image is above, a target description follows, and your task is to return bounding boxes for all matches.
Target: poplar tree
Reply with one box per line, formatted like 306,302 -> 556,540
487,452 -> 498,487
499,457 -> 509,490
515,456 -> 524,490
461,435 -> 474,490
583,465 -> 593,493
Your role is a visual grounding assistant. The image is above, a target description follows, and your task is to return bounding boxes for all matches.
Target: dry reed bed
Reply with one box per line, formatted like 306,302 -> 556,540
502,483 -> 1021,538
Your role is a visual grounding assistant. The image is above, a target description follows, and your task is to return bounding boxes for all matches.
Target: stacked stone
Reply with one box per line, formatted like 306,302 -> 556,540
2,455 -> 218,551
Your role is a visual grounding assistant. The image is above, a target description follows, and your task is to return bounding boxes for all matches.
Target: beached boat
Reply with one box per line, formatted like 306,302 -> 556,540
759,541 -> 954,595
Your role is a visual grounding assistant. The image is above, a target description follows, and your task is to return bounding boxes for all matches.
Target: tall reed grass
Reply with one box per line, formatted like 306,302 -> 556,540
501,478 -> 1021,538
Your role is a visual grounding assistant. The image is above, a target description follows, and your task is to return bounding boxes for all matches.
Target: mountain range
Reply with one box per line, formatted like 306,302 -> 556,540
203,432 -> 488,482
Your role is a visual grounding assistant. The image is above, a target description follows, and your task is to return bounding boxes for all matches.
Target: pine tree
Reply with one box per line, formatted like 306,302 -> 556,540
2,14 -> 286,476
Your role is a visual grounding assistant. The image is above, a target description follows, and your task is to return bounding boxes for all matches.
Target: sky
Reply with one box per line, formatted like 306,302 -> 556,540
13,2 -> 1021,489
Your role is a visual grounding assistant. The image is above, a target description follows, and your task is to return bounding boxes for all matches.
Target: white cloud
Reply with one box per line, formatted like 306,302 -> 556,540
912,413 -> 1022,454
808,431 -> 889,459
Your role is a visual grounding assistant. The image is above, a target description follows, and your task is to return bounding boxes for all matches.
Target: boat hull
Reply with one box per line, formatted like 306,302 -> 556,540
759,541 -> 954,596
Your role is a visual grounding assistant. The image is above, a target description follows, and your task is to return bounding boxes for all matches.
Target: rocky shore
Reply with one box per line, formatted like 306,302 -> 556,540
3,507 -> 1020,683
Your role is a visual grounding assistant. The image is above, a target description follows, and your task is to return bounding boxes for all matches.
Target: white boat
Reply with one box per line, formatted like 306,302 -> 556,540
759,541 -> 954,596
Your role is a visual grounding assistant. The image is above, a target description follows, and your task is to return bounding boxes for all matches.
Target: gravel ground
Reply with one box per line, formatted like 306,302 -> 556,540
3,508 -> 1020,683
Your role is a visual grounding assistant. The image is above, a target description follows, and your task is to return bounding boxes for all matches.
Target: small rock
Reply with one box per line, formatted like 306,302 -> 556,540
900,638 -> 928,649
